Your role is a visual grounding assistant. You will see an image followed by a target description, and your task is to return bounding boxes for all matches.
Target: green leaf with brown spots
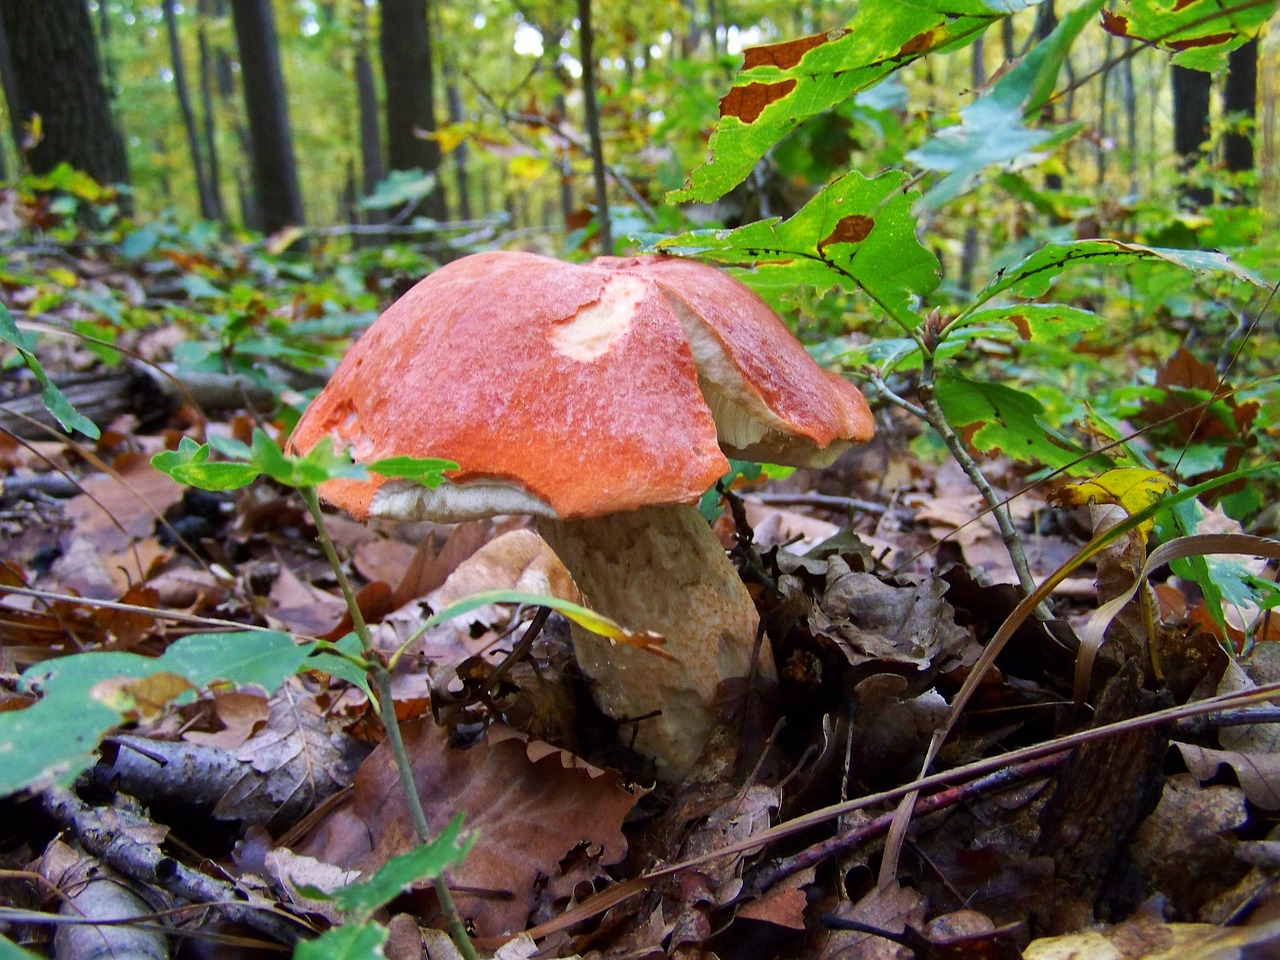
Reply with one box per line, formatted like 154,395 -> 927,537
1102,0 -> 1276,71
667,0 -> 1039,204
970,239 -> 1266,307
935,373 -> 1113,475
659,171 -> 939,329
946,304 -> 1105,344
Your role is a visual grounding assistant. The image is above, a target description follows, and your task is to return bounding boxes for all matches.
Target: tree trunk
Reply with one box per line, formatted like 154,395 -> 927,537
0,12 -> 16,177
1223,39 -> 1257,176
555,91 -> 574,227
970,32 -> 986,89
0,0 -> 128,186
196,2 -> 226,223
1035,2 -> 1063,191
1172,63 -> 1213,208
578,0 -> 611,253
163,0 -> 218,220
353,2 -> 384,200
1121,39 -> 1137,193
228,0 -> 305,232
1096,32 -> 1113,187
379,0 -> 446,220
94,0 -> 116,94
433,0 -> 471,222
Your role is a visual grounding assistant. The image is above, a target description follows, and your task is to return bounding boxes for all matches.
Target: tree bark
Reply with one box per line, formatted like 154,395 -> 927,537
1172,63 -> 1213,208
163,0 -> 218,220
1035,2 -> 1063,191
0,12 -> 15,178
353,0 -> 385,207
0,0 -> 129,186
1121,39 -> 1138,193
228,0 -> 305,232
196,6 -> 226,223
433,0 -> 471,221
578,0 -> 612,253
379,0 -> 446,220
1223,39 -> 1257,176
1001,15 -> 1015,61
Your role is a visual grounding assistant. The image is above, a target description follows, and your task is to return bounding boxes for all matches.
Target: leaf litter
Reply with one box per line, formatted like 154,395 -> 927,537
2,244 -> 1280,959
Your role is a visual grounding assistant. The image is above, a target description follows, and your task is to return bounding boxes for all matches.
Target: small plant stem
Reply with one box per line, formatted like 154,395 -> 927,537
371,669 -> 479,960
915,356 -> 1052,619
302,486 -> 478,960
300,487 -> 372,647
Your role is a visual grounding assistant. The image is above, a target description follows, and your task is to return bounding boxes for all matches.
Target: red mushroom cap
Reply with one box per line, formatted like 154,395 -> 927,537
289,251 -> 873,522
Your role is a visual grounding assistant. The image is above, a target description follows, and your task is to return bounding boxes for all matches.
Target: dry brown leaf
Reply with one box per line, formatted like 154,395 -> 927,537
212,683 -> 360,827
679,783 -> 781,904
819,881 -> 927,960
266,558 -> 348,637
809,557 -> 970,673
736,865 -> 813,929
1216,659 -> 1280,754
183,690 -> 271,749
297,720 -> 640,937
393,519 -> 504,607
263,846 -> 362,921
743,499 -> 841,552
354,536 -> 419,587
1023,915 -> 1280,959
1131,773 -> 1250,918
62,459 -> 185,556
428,529 -> 578,612
1175,743 -> 1280,811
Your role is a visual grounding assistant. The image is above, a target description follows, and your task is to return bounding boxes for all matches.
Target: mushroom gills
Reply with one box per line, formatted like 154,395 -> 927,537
671,298 -> 849,468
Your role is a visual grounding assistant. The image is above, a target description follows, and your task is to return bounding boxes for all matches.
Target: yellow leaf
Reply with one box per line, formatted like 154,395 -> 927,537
91,672 -> 196,722
266,226 -> 305,255
46,267 -> 78,288
507,155 -> 550,182
431,122 -> 470,154
1053,468 -> 1176,537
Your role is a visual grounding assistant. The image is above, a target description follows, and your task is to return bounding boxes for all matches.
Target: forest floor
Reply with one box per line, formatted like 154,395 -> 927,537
2,233 -> 1279,960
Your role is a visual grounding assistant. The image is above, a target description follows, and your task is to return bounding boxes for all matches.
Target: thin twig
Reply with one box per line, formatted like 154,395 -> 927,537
742,750 -> 1069,899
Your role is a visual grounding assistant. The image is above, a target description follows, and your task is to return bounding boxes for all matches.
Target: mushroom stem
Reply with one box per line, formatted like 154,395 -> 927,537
537,504 -> 772,777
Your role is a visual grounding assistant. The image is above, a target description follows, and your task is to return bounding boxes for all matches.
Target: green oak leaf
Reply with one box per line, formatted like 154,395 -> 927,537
1101,0 -> 1275,71
661,171 -> 939,328
668,0 -> 1038,203
970,240 -> 1265,308
935,372 -> 1113,475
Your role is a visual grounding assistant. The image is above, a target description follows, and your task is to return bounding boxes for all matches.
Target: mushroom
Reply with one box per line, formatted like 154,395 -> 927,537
289,251 -> 873,777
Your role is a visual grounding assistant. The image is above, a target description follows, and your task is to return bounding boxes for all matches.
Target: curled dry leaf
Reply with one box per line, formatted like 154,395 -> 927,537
818,880 -> 927,960
1175,742 -> 1280,811
807,556 -> 971,675
297,720 -> 641,937
1218,656 -> 1280,754
213,683 -> 364,828
1130,773 -> 1250,918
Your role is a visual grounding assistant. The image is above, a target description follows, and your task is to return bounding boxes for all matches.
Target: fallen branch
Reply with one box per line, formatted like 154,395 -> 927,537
41,788 -> 308,947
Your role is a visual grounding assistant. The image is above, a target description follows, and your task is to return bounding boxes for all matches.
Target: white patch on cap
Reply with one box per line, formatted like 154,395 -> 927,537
549,274 -> 646,361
